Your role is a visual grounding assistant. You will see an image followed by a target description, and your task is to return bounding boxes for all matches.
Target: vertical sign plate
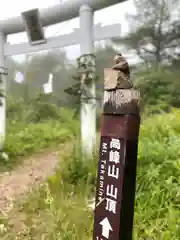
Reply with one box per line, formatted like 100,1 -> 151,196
93,136 -> 126,240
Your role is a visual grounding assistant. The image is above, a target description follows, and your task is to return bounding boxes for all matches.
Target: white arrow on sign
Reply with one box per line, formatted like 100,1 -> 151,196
99,217 -> 113,239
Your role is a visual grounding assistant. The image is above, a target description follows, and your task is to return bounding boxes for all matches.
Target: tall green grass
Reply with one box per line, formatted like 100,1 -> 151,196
0,98 -> 80,171
1,110 -> 180,239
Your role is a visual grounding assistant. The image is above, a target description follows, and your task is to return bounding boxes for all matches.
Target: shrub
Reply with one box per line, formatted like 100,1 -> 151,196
0,99 -> 80,171
6,95 -> 61,123
48,110 -> 180,239
48,140 -> 98,195
1,108 -> 180,239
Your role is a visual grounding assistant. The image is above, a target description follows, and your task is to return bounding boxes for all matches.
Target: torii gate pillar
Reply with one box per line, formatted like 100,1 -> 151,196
79,4 -> 96,155
0,32 -> 6,150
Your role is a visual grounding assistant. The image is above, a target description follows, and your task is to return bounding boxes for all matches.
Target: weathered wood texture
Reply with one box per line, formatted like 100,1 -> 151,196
103,68 -> 140,115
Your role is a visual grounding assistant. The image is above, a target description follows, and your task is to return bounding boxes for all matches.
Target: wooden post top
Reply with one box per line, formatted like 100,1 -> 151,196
103,58 -> 140,116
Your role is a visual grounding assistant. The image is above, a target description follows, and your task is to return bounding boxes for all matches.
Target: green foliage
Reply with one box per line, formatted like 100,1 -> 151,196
6,51 -> 77,104
115,0 -> 180,65
134,66 -> 180,115
26,94 -> 61,123
4,121 -> 71,156
0,97 -> 80,171
6,94 -> 78,124
49,110 -> 180,239
0,183 -> 93,240
50,141 -> 97,192
1,110 -> 180,239
133,110 -> 180,238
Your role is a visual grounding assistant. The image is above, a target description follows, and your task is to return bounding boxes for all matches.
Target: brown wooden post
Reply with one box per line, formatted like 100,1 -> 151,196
92,57 -> 140,240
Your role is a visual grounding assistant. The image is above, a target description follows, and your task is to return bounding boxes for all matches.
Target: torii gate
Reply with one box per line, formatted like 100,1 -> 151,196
0,0 -> 127,154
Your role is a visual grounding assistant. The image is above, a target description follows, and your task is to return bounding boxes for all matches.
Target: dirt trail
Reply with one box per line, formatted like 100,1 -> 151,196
0,147 -> 62,215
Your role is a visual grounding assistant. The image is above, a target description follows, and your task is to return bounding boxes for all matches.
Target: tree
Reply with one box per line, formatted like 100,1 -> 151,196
14,50 -> 75,105
114,0 -> 180,66
24,50 -> 69,91
134,65 -> 180,114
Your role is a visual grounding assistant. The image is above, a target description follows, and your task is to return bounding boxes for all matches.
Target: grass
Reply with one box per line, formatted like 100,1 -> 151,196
1,109 -> 180,239
0,105 -> 79,171
0,183 -> 93,239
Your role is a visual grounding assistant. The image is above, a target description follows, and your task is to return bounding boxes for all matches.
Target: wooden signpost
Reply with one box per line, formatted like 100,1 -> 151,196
92,56 -> 140,240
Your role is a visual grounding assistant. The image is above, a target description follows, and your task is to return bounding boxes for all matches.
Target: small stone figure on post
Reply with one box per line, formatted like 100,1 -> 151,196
112,53 -> 133,89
